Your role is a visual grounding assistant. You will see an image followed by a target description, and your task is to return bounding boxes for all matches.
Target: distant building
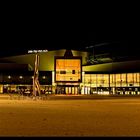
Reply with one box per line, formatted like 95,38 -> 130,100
0,49 -> 140,95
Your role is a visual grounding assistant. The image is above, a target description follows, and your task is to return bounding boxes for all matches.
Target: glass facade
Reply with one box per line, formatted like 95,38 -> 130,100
0,72 -> 140,95
0,49 -> 140,96
81,73 -> 140,95
55,58 -> 82,82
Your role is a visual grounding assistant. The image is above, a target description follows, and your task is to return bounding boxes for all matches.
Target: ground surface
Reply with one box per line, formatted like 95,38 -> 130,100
1,95 -> 140,137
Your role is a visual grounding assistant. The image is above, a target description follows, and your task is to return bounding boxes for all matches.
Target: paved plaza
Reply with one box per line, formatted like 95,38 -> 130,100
1,94 -> 140,136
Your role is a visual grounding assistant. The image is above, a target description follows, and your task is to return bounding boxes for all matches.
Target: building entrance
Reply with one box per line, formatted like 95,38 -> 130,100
56,85 -> 80,95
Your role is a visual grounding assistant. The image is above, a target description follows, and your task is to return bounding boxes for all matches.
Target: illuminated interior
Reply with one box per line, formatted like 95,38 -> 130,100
0,49 -> 140,95
81,73 -> 140,95
55,59 -> 81,82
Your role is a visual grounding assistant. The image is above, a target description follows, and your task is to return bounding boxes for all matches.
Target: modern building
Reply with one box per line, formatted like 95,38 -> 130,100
0,49 -> 140,95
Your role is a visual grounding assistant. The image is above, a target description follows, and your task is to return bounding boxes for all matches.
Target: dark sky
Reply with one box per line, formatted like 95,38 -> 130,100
1,11 -> 140,57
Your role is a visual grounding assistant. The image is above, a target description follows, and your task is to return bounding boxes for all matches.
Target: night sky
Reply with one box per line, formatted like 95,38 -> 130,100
1,11 -> 140,58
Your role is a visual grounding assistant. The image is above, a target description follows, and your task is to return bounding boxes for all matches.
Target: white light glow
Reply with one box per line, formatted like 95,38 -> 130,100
19,76 -> 23,79
8,76 -> 11,79
28,50 -> 48,53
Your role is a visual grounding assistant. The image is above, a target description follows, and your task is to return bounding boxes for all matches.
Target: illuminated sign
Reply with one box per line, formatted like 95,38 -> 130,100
28,50 -> 48,53
55,58 -> 82,82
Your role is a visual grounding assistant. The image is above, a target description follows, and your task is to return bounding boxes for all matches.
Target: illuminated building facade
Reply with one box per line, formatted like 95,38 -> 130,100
0,49 -> 140,95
